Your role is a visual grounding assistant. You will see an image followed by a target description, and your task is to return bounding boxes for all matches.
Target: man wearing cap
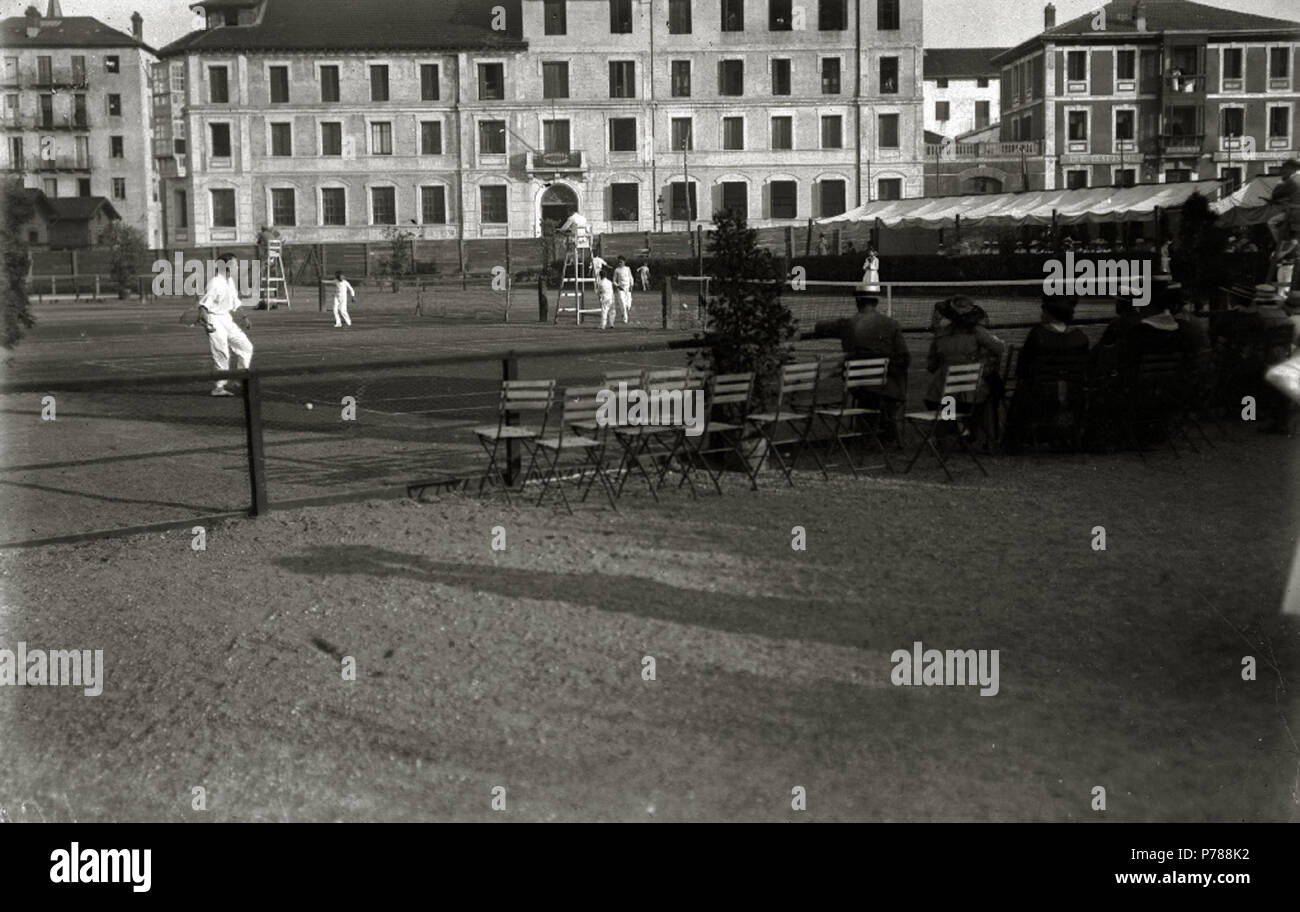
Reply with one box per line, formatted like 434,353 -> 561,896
820,291 -> 911,440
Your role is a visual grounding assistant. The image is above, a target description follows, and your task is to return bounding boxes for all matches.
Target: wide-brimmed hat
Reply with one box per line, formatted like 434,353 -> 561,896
937,296 -> 988,328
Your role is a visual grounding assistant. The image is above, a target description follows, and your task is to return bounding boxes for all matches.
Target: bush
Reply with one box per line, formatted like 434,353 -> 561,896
1,180 -> 35,347
100,221 -> 147,299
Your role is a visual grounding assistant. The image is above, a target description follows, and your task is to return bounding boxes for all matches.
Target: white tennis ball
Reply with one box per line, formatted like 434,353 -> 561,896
305,402 -> 314,410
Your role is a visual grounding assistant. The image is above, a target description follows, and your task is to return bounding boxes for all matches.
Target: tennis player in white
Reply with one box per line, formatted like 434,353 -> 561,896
613,257 -> 634,324
333,271 -> 355,327
198,253 -> 253,397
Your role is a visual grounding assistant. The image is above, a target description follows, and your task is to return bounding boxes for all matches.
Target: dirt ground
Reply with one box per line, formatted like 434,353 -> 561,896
1,432 -> 1297,822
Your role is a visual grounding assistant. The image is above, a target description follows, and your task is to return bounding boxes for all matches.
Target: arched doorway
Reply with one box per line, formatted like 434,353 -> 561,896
963,176 -> 1004,195
540,184 -> 579,229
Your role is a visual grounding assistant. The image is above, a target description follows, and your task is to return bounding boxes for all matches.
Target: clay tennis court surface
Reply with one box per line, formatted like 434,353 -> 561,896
0,293 -> 1297,821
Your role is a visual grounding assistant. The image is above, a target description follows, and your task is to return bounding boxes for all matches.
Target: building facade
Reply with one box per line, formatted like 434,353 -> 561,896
157,0 -> 928,246
923,47 -> 1004,138
995,0 -> 1300,192
0,2 -> 159,246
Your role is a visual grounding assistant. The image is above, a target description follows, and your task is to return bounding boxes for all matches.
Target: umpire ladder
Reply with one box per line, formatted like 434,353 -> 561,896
260,239 -> 291,309
554,230 -> 600,325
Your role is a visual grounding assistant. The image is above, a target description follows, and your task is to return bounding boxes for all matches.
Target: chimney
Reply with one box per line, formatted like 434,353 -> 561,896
1134,0 -> 1147,32
1045,3 -> 1056,29
46,0 -> 62,18
24,5 -> 40,37
131,11 -> 143,42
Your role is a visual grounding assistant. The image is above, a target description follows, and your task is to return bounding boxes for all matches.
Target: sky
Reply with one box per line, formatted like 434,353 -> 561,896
1,0 -> 1298,50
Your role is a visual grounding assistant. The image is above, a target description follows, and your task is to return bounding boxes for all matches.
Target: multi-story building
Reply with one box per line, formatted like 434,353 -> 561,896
157,0 -> 928,246
923,47 -> 1004,138
0,1 -> 159,246
994,0 -> 1300,192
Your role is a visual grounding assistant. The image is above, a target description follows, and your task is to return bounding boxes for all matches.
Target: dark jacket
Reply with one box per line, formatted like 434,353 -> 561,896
839,309 -> 911,401
926,325 -> 1005,403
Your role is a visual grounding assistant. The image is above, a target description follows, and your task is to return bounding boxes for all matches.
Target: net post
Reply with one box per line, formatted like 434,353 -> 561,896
318,279 -> 325,312
242,372 -> 269,516
661,276 -> 671,329
502,352 -> 520,487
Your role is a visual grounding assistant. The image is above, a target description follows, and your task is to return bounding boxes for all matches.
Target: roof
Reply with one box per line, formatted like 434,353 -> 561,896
0,15 -> 150,51
924,48 -> 1006,80
159,0 -> 526,57
995,0 -> 1300,65
46,196 -> 120,221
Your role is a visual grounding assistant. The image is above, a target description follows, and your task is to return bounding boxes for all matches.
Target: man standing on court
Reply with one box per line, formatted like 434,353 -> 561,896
637,261 -> 651,291
613,256 -> 634,325
333,271 -> 355,327
198,253 -> 253,397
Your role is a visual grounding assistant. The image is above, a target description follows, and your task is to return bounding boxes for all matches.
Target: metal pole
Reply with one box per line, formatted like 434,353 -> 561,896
502,352 -> 520,486
242,372 -> 269,516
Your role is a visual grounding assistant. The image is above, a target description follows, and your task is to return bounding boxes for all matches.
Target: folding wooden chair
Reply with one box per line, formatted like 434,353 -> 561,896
1121,353 -> 1185,461
472,379 -> 555,503
612,367 -> 691,502
746,361 -> 828,486
903,362 -> 987,482
533,386 -> 618,513
1020,352 -> 1088,453
667,372 -> 755,495
815,358 -> 894,476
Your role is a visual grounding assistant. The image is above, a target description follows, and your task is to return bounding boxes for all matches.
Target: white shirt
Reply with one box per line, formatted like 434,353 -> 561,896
335,279 -> 354,305
590,256 -> 608,276
613,265 -> 633,290
198,271 -> 241,315
597,278 -> 614,304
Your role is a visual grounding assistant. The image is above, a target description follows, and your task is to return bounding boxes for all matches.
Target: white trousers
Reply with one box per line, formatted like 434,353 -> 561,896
206,312 -> 253,387
334,299 -> 351,326
600,296 -> 615,329
615,287 -> 632,323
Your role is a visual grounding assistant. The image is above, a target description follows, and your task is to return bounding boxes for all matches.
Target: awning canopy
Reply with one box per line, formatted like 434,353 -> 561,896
818,180 -> 1224,230
1210,175 -> 1282,227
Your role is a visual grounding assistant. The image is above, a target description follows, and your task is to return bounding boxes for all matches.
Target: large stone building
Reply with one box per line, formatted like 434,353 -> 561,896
0,1 -> 160,246
923,47 -> 1004,138
156,0 -> 928,246
995,0 -> 1300,192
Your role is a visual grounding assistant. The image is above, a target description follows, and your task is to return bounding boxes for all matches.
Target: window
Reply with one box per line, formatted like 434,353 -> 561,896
879,57 -> 898,94
877,0 -> 899,30
38,94 -> 53,129
1222,48 -> 1243,80
544,0 -> 567,35
1115,168 -> 1136,188
1220,167 -> 1242,193
820,180 -> 846,217
671,61 -> 691,97
321,187 -> 346,225
542,119 -> 570,152
820,0 -> 846,30
821,115 -> 842,149
1068,110 -> 1088,141
320,122 -> 342,155
1164,168 -> 1191,184
772,59 -> 791,95
935,101 -> 950,121
171,63 -> 186,92
209,123 -> 231,158
610,0 -> 632,33
1067,50 -> 1086,82
722,0 -> 744,31
421,121 -> 443,155
107,93 -> 121,116
877,178 -> 902,200
371,186 -> 396,224
73,94 -> 87,127
720,60 -> 744,96
822,58 -> 841,94
270,123 -> 292,156
37,55 -> 51,84
1269,106 -> 1290,140
1271,47 -> 1290,80
542,61 -> 569,99
935,77 -> 948,89
209,66 -> 229,103
609,61 -> 636,98
8,137 -> 21,166
480,185 -> 508,224
211,188 -> 235,227
271,188 -> 296,226
71,55 -> 85,85
609,117 -> 637,152
370,65 -> 389,101
174,138 -> 187,155
770,0 -> 792,31
421,64 -> 439,101
268,65 -> 289,103
477,63 -> 503,100
175,189 -> 188,227
421,185 -> 447,223
320,65 -> 340,102
721,181 -> 748,219
105,55 -> 119,74
977,77 -> 990,88
610,182 -> 639,222
2,57 -> 15,81
1066,169 -> 1088,189
110,135 -> 124,158
479,120 -> 506,154
1115,109 -> 1135,141
878,113 -> 899,149
43,178 -> 58,197
222,9 -> 239,25
722,117 -> 744,150
669,0 -> 691,33
671,117 -> 693,150
771,115 -> 793,149
975,100 -> 990,129
370,122 -> 393,155
1221,107 -> 1243,137
670,181 -> 697,220
770,179 -> 797,218
1117,49 -> 1136,80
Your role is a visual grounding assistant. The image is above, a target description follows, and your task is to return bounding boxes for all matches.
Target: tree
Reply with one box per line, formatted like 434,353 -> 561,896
379,225 -> 416,290
100,221 -> 147,299
1171,192 -> 1230,302
691,208 -> 797,407
1,179 -> 35,348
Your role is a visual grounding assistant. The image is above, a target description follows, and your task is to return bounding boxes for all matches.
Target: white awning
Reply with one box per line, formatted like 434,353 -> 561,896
1210,175 -> 1282,227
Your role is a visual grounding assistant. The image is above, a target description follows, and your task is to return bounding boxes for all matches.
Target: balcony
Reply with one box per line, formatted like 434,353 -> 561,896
1,113 -> 90,131
30,68 -> 89,90
1159,132 -> 1204,155
924,140 -> 1041,159
526,150 -> 586,176
4,154 -> 91,172
1163,73 -> 1206,94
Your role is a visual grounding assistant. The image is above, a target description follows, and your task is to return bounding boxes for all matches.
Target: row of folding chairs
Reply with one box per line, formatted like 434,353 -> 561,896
472,355 -> 963,512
